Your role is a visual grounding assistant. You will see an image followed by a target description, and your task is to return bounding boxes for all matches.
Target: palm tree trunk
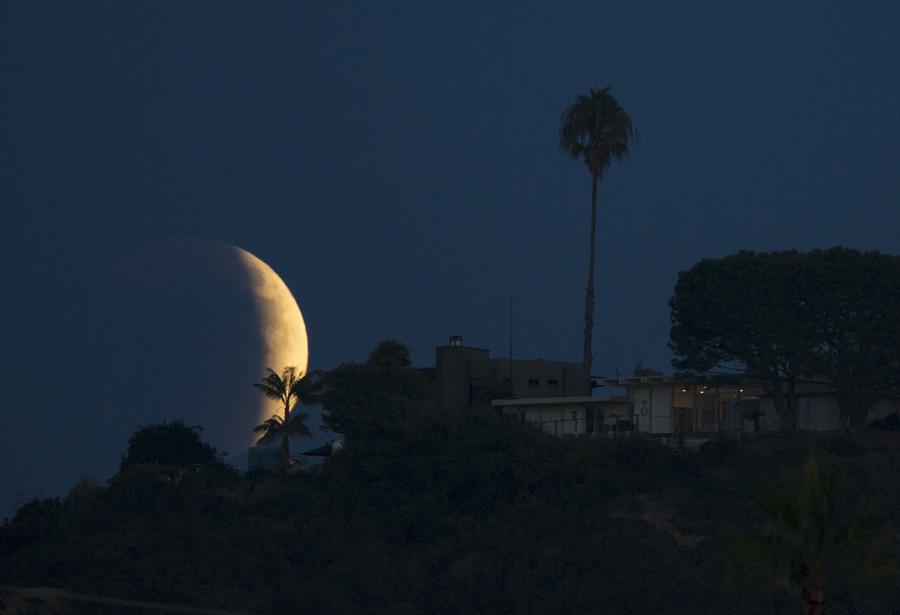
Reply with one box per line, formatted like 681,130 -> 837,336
802,577 -> 825,615
583,173 -> 599,394
282,401 -> 290,475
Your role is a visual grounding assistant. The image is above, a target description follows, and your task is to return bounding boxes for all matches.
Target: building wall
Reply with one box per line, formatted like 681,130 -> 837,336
523,405 -> 584,435
434,343 -> 585,410
435,345 -> 490,410
650,387 -> 673,433
492,358 -> 585,398
761,395 -> 841,431
623,386 -> 677,434
759,398 -> 781,431
630,387 -> 650,432
805,396 -> 839,431
511,402 -> 630,435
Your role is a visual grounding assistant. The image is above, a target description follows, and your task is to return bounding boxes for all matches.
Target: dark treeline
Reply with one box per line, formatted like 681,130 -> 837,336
2,339 -> 900,613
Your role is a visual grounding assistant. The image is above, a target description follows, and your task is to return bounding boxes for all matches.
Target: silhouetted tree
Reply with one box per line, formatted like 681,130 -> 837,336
559,86 -> 636,390
669,251 -> 818,430
671,248 -> 900,431
806,248 -> 900,430
367,339 -> 412,368
731,455 -> 897,615
253,367 -> 313,474
119,420 -> 219,470
319,340 -> 427,441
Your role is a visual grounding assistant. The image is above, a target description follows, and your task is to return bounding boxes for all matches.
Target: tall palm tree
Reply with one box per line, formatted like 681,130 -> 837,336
253,367 -> 315,474
559,87 -> 636,390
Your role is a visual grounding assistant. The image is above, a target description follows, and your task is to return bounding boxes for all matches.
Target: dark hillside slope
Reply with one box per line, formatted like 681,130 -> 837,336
2,413 -> 898,614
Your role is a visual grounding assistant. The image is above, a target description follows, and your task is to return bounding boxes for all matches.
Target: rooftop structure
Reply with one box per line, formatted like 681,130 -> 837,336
423,336 -> 589,411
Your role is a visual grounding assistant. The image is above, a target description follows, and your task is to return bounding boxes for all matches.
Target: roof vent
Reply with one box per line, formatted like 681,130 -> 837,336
449,335 -> 463,347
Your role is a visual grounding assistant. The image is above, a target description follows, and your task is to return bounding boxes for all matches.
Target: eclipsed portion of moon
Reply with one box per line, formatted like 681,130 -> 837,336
97,237 -> 309,456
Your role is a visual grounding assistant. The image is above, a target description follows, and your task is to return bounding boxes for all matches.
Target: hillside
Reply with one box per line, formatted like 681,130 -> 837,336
2,411 -> 898,614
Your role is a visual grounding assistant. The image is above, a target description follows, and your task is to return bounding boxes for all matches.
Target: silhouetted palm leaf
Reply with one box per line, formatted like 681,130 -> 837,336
252,366 -> 313,473
559,86 -> 636,178
730,454 -> 898,612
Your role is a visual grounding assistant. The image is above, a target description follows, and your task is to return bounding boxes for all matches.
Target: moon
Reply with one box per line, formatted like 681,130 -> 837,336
237,246 -> 310,389
89,238 -> 309,459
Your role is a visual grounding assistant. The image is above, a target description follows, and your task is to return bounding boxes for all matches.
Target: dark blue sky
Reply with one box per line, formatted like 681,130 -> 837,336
3,2 -> 900,513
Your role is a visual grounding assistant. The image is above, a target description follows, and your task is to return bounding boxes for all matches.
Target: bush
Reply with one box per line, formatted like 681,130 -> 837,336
120,421 -> 220,470
825,434 -> 867,458
870,412 -> 900,431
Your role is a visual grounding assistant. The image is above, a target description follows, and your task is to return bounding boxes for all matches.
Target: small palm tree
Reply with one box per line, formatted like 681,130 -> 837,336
732,455 -> 897,614
559,86 -> 635,390
253,367 -> 315,474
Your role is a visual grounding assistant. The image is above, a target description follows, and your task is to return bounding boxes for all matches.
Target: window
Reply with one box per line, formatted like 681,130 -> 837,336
528,378 -> 539,388
548,378 -> 559,388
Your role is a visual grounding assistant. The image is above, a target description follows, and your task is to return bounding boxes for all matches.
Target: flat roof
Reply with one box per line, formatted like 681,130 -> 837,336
492,395 -> 627,407
594,374 -> 832,387
593,373 -> 747,387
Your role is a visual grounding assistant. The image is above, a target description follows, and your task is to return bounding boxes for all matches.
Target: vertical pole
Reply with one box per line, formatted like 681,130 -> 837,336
715,386 -> 720,432
693,385 -> 699,432
508,295 -> 513,399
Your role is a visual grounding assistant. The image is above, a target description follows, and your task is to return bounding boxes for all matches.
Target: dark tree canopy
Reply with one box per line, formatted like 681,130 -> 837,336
670,248 -> 900,430
320,340 -> 428,440
120,420 -> 220,469
367,339 -> 412,368
806,248 -> 900,428
559,86 -> 636,179
669,251 -> 817,430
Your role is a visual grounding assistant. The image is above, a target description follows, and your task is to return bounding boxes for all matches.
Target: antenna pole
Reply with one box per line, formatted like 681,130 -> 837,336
508,295 -> 513,397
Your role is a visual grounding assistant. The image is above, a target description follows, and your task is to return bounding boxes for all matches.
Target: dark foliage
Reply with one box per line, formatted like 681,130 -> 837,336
3,341 -> 899,613
367,339 -> 412,368
3,419 -> 899,613
807,248 -> 900,429
870,413 -> 900,431
670,248 -> 900,430
319,340 -> 428,441
670,250 -> 817,431
119,421 -> 220,470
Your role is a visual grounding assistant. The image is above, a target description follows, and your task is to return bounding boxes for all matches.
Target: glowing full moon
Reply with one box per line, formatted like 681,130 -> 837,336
95,238 -> 309,457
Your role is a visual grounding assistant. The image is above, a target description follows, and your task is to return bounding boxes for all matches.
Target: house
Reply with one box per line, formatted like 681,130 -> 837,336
492,371 -> 896,436
422,336 -> 589,409
591,374 -> 838,433
424,336 -> 645,435
424,337 -> 897,437
596,374 -> 900,433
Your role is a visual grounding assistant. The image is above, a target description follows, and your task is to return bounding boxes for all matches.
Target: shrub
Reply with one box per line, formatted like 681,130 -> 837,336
870,413 -> 900,431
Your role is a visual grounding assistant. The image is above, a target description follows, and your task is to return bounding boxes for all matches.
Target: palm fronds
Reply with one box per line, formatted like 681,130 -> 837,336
252,366 -> 314,451
730,454 -> 898,611
559,86 -> 636,177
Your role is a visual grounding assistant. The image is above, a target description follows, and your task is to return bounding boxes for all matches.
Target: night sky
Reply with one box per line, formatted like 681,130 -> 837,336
3,2 -> 900,516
